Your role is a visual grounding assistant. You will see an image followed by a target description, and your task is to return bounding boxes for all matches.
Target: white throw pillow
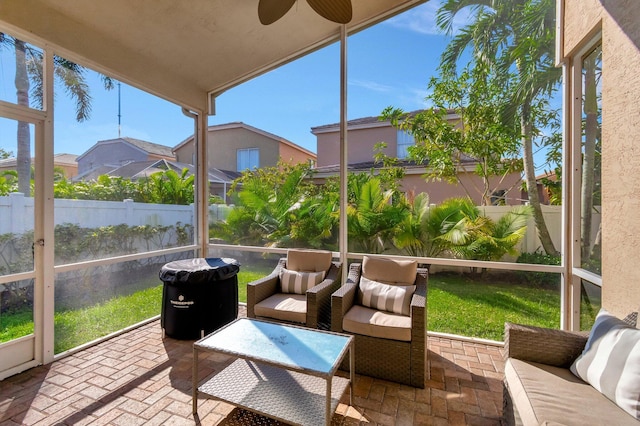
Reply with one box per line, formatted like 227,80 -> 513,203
570,308 -> 640,420
279,268 -> 325,294
358,276 -> 415,316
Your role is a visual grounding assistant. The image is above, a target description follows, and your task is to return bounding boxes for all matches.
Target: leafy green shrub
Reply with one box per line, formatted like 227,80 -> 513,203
516,250 -> 561,287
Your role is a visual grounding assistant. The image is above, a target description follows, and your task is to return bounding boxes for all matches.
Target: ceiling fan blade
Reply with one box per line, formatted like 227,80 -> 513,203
258,0 -> 296,25
307,0 -> 352,24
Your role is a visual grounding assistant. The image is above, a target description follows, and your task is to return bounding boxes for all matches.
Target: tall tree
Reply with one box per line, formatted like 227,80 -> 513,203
436,0 -> 561,255
1,34 -> 113,194
581,46 -> 601,267
382,63 -> 523,205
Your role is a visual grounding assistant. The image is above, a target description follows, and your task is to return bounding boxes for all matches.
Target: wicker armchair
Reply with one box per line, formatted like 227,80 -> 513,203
247,249 -> 342,329
331,256 -> 428,388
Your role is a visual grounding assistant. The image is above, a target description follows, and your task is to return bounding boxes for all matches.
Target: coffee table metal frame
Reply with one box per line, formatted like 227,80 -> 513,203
192,318 -> 354,426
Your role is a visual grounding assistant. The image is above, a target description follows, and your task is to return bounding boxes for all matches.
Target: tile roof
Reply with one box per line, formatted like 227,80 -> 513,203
119,137 -> 175,157
311,109 -> 458,132
73,159 -> 239,184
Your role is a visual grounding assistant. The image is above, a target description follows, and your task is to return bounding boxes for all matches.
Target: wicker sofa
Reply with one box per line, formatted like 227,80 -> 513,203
503,310 -> 640,425
331,257 -> 428,388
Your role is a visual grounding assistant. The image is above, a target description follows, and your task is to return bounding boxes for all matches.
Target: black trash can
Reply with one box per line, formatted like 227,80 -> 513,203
159,257 -> 240,339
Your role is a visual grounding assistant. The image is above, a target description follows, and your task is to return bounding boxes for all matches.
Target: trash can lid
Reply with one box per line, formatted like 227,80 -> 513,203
159,257 -> 240,284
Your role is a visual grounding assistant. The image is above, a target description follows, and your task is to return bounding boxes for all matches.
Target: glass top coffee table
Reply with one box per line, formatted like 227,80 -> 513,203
193,318 -> 354,426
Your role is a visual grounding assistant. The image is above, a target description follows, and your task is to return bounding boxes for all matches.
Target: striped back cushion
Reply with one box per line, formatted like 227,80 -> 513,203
570,308 -> 640,419
279,268 -> 325,295
357,276 -> 415,316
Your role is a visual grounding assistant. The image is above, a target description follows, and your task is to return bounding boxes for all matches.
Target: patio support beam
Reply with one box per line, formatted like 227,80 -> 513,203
197,110 -> 209,257
560,60 -> 574,331
339,24 -> 348,278
37,48 -> 56,363
182,106 -> 208,257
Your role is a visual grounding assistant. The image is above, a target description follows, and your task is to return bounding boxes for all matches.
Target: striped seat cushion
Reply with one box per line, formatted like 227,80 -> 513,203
570,308 -> 640,420
357,276 -> 415,316
279,268 -> 325,294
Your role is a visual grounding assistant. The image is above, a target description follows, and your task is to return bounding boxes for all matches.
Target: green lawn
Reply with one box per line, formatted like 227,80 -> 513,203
1,267 -> 599,353
427,274 -> 561,341
54,267 -> 272,353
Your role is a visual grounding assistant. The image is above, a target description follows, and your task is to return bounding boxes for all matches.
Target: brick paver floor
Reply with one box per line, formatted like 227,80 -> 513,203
0,306 -> 505,425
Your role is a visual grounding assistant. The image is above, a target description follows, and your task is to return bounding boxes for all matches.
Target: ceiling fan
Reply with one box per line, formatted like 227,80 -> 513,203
258,0 -> 353,25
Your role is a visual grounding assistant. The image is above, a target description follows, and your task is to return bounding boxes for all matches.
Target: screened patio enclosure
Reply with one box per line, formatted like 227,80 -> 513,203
0,0 -> 623,382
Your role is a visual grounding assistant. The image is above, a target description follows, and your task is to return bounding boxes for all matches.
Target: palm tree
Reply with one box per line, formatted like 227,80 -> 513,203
143,168 -> 195,205
1,33 -> 113,194
347,175 -> 408,254
424,197 -> 484,259
393,192 -> 432,257
436,0 -> 560,256
581,47 -> 601,266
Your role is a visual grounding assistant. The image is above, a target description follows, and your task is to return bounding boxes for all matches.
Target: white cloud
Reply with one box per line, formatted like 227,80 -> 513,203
385,1 -> 475,36
398,86 -> 431,110
349,79 -> 393,92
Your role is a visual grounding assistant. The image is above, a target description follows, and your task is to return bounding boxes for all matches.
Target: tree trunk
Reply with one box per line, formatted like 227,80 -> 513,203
15,39 -> 31,196
521,101 -> 558,256
581,54 -> 598,262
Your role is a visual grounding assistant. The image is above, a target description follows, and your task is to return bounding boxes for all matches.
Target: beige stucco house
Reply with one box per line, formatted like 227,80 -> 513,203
75,137 -> 176,180
0,153 -> 78,180
311,112 -> 524,205
174,122 -> 316,173
559,0 -> 640,319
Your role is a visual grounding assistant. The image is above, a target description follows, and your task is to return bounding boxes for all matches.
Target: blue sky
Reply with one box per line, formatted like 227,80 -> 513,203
1,1 -> 472,158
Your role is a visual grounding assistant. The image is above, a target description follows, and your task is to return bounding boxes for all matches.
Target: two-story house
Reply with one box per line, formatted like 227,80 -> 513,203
311,111 -> 524,205
173,122 -> 316,173
74,137 -> 176,180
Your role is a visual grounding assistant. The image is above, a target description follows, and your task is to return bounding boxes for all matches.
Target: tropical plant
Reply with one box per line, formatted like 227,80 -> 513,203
346,175 -> 408,254
401,197 -> 532,269
53,169 -> 197,205
288,186 -> 339,249
211,162 -> 321,248
138,168 -> 194,205
422,197 -> 483,259
0,170 -> 18,196
435,0 -> 561,255
393,192 -> 432,257
448,204 -> 533,263
0,33 -> 113,194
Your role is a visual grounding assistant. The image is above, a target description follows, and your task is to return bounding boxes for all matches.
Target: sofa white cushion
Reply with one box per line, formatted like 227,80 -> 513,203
279,267 -> 325,294
357,276 -> 415,316
570,308 -> 640,420
506,358 -> 639,425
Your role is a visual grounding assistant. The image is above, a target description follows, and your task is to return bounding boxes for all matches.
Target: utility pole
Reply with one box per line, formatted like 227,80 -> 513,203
118,81 -> 122,138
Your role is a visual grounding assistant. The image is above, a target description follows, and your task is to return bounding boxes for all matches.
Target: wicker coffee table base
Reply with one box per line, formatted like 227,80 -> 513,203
196,358 -> 350,426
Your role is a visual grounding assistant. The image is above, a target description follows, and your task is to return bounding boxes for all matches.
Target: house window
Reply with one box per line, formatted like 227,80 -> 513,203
237,148 -> 259,171
396,130 -> 415,159
490,190 -> 507,206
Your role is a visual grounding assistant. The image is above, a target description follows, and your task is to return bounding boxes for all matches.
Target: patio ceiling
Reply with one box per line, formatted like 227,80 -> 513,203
0,0 -> 427,112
